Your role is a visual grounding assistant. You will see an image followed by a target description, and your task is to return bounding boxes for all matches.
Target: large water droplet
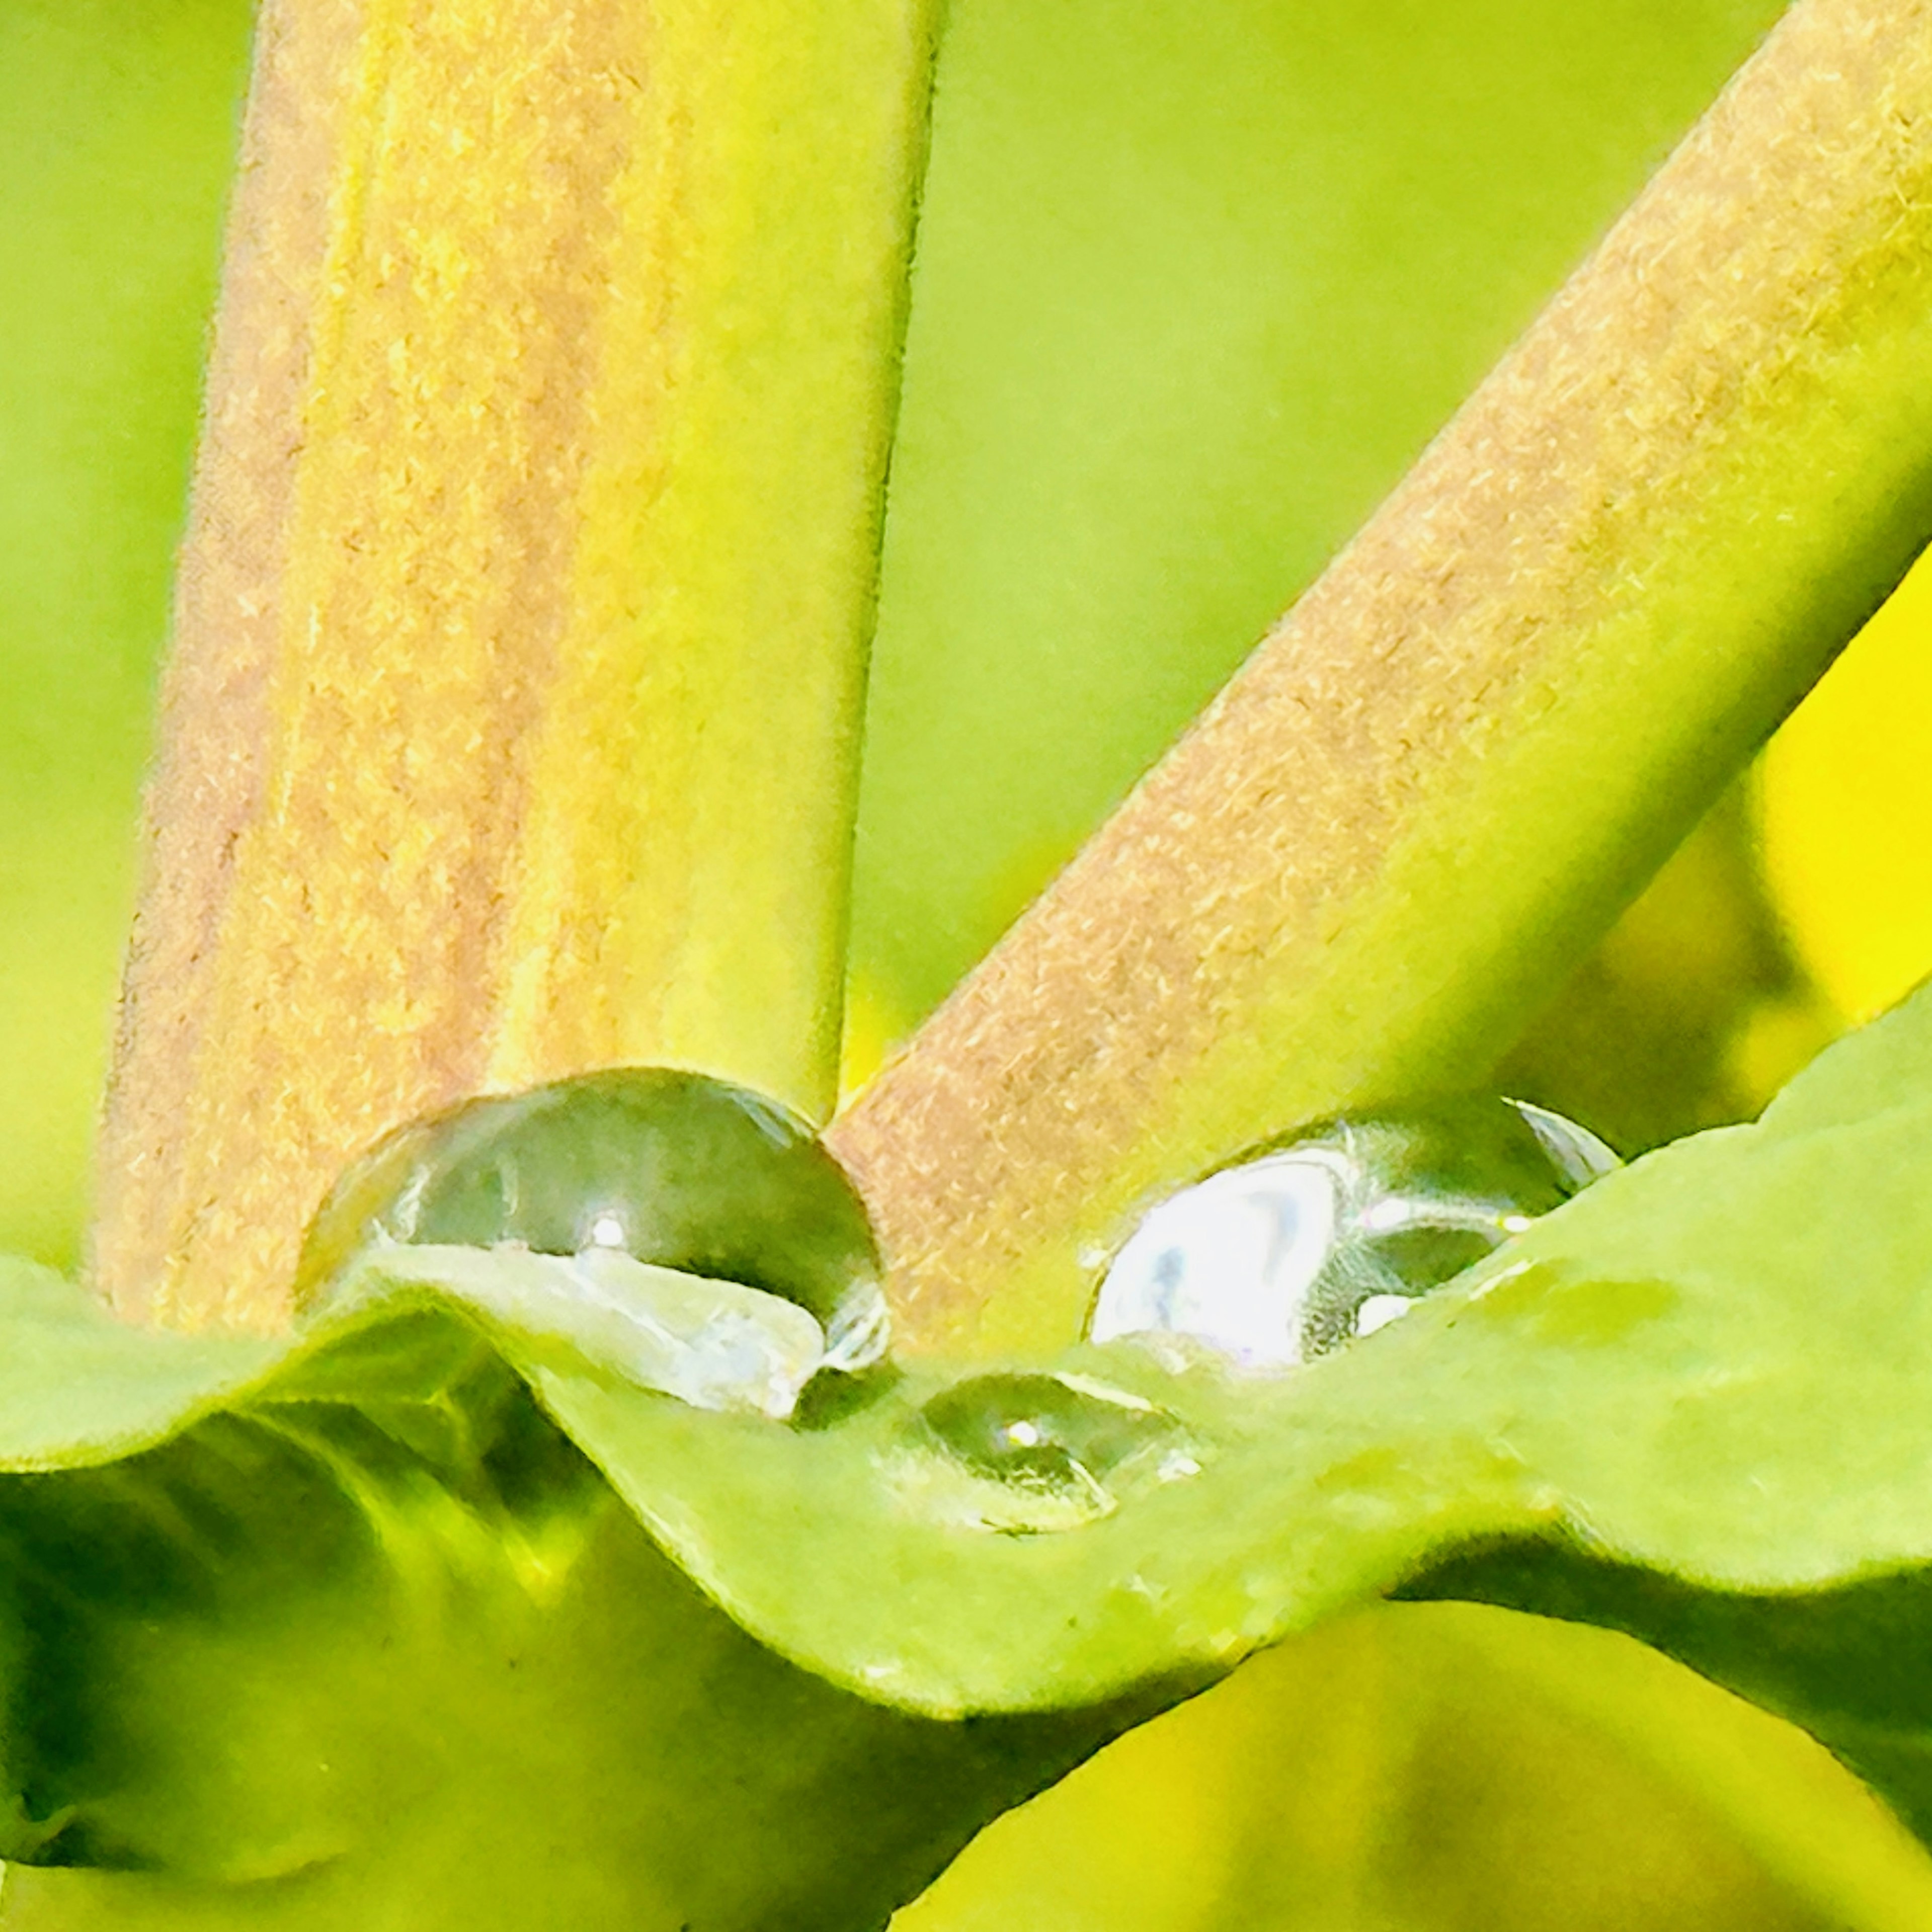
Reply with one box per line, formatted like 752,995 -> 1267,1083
1088,1096 -> 1618,1369
297,1068 -> 888,1417
903,1372 -> 1192,1533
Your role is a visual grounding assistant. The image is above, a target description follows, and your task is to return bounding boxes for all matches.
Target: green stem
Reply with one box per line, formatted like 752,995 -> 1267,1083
832,0 -> 1932,1356
91,0 -> 940,1329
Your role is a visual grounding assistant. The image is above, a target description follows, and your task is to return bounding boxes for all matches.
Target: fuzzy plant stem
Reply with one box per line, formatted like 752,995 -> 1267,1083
831,0 -> 1932,1358
91,0 -> 940,1329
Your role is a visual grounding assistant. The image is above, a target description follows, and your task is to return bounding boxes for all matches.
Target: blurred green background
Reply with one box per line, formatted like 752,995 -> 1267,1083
0,0 -> 256,1265
12,0 -> 1932,1923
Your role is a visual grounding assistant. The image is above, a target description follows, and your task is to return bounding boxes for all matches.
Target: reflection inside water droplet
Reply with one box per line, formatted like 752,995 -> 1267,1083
296,1067 -> 889,1419
1352,1293 -> 1413,1338
367,1243 -> 832,1420
1509,1099 -> 1620,1190
904,1372 -> 1196,1534
1089,1096 -> 1618,1370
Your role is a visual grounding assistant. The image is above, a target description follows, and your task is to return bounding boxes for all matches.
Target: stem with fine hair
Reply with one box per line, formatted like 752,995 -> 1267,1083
92,0 -> 940,1329
832,0 -> 1932,1357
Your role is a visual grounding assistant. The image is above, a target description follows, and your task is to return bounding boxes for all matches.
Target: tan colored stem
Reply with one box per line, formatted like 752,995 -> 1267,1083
832,0 -> 1932,1357
95,0 -> 936,1328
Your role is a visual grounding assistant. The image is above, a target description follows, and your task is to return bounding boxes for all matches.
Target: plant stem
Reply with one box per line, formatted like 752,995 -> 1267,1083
93,0 -> 939,1328
831,0 -> 1932,1357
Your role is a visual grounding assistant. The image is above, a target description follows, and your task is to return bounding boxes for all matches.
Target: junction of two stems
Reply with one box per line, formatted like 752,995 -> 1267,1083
92,0 -> 1932,1354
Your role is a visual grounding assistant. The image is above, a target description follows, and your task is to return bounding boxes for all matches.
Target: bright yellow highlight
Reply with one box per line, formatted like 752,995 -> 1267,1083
837,977 -> 913,1106
1759,545 -> 1932,1025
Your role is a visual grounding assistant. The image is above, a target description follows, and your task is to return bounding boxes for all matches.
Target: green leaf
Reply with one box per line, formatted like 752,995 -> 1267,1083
9,984 -> 1932,1915
0,1266 -> 274,1469
499,973 -> 1932,1839
0,1281 -> 1150,1929
1400,990 -> 1932,1842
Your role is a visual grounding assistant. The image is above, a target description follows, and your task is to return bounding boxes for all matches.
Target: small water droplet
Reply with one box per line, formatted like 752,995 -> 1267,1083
903,1372 -> 1190,1533
1509,1099 -> 1620,1189
1089,1096 -> 1618,1369
297,1067 -> 889,1417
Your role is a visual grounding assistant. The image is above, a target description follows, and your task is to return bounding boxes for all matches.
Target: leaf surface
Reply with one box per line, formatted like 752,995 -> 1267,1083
7,986 -> 1932,1915
0,1294 -> 1143,1929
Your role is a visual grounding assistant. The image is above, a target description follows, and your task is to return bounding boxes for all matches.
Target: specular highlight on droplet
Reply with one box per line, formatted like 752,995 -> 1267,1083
294,1067 -> 889,1420
1088,1096 -> 1618,1370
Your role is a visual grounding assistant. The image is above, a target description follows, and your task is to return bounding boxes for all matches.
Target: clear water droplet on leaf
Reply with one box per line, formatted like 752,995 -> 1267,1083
296,1068 -> 888,1417
1089,1096 -> 1618,1369
903,1372 -> 1191,1534
1508,1098 -> 1621,1190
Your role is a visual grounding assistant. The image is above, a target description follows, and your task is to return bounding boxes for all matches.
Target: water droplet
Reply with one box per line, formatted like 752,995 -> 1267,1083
904,1372 -> 1190,1533
296,1067 -> 888,1416
1089,1096 -> 1618,1369
1509,1098 -> 1621,1189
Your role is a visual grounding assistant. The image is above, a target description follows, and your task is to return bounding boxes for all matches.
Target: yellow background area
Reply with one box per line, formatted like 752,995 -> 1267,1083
1759,545 -> 1932,1026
